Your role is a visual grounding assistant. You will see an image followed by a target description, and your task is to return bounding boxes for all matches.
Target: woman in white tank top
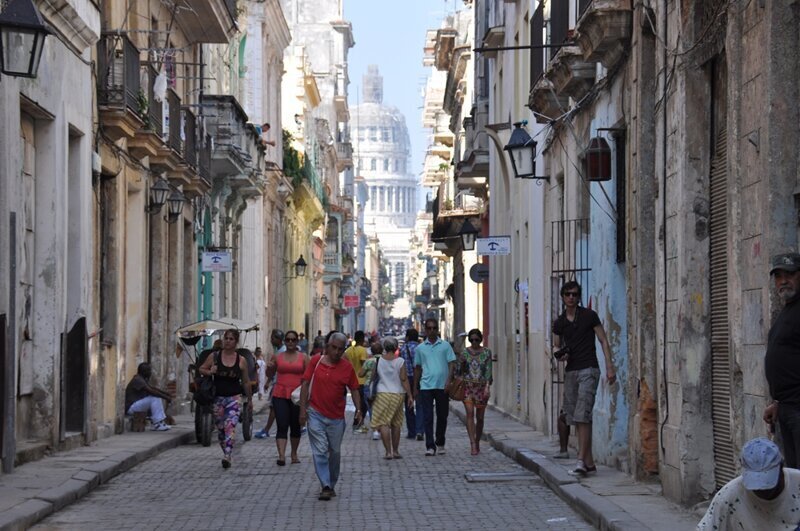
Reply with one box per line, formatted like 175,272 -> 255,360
369,337 -> 414,459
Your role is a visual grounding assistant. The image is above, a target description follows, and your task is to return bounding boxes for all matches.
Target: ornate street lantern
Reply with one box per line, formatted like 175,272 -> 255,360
459,219 -> 479,251
584,137 -> 612,181
166,190 -> 185,223
294,255 -> 307,278
147,178 -> 171,214
0,0 -> 50,78
504,121 -> 547,180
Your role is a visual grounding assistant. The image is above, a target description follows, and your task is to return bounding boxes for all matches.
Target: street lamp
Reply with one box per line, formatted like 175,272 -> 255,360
337,291 -> 344,308
459,218 -> 479,251
294,255 -> 307,277
0,0 -> 50,78
146,178 -> 171,214
504,121 -> 547,180
165,189 -> 185,224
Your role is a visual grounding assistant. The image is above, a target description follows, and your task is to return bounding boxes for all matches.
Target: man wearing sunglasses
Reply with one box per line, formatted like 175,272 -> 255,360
552,281 -> 616,476
413,318 -> 456,456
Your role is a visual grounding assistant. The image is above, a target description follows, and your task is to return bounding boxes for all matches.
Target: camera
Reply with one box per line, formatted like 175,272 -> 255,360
553,346 -> 570,361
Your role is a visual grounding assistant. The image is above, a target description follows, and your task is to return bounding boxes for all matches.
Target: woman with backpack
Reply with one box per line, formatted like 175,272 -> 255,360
198,329 -> 251,468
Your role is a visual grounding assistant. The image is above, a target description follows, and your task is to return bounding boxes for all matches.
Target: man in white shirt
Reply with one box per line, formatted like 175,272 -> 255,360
698,437 -> 800,530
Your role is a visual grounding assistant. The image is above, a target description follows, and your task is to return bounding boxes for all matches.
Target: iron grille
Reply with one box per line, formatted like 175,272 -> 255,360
165,89 -> 182,154
183,107 -> 197,168
530,4 -> 544,86
97,34 -> 140,114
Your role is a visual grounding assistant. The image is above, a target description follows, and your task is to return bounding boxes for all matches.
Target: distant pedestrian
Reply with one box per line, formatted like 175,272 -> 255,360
552,281 -> 616,476
400,328 -> 424,440
267,330 -> 308,466
125,362 -> 172,431
299,333 -> 363,501
310,335 -> 325,357
370,337 -> 414,459
198,329 -> 251,468
458,328 -> 492,455
697,438 -> 800,530
255,348 -> 266,399
298,332 -> 309,353
763,252 -> 800,469
359,339 -> 384,438
345,331 -> 370,433
414,318 -> 456,456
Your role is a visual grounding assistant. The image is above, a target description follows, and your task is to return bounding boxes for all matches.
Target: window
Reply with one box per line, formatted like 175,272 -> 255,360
382,128 -> 390,142
369,127 -> 377,141
394,160 -> 399,172
370,158 -> 377,171
383,159 -> 389,171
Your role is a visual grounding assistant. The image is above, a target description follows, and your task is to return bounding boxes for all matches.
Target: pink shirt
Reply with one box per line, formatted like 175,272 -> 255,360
272,353 -> 306,399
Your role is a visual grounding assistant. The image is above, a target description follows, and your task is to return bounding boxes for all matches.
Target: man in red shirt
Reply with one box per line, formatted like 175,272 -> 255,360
299,332 -> 363,500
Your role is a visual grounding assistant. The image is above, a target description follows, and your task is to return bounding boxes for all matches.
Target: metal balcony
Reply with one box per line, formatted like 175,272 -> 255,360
172,0 -> 238,44
336,141 -> 352,172
97,33 -> 142,140
201,94 -> 252,178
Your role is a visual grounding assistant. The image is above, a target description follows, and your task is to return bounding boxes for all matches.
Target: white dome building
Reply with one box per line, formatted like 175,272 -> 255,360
352,66 -> 418,318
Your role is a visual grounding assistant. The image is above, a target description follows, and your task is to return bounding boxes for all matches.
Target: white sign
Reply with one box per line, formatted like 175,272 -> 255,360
477,236 -> 511,256
201,251 -> 232,272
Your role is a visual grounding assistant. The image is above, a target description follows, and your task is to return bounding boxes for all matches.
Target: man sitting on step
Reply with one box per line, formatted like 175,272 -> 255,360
125,362 -> 172,431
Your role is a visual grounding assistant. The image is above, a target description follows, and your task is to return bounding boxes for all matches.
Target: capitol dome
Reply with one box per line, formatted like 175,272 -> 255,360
352,65 -> 418,312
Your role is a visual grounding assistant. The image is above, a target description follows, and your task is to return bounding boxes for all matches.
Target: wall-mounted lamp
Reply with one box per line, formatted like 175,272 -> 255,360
0,0 -> 50,78
284,255 -> 307,280
337,291 -> 344,307
459,219 -> 479,251
584,137 -> 612,182
146,178 -> 171,214
165,190 -> 186,224
504,122 -> 548,180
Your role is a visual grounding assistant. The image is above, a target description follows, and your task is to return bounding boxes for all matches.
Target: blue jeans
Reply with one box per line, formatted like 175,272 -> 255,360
419,389 -> 449,450
307,408 -> 346,489
405,395 -> 424,437
778,404 -> 800,469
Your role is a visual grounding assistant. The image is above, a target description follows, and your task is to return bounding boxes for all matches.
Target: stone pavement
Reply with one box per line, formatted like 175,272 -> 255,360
448,404 -> 700,531
25,398 -> 592,530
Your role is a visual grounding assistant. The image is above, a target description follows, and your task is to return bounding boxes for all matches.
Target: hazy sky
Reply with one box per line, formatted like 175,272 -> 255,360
345,0 -> 459,191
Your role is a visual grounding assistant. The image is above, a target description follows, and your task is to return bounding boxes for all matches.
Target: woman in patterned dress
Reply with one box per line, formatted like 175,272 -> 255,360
460,328 -> 492,455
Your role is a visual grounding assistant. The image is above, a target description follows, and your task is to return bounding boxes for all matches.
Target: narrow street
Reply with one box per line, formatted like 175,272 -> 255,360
33,411 -> 591,530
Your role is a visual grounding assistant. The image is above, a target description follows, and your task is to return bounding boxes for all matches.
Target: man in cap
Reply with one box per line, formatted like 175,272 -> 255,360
763,252 -> 800,468
697,438 -> 800,529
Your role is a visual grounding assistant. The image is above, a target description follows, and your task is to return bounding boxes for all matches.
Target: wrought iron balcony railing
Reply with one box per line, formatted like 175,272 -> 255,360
97,33 -> 140,114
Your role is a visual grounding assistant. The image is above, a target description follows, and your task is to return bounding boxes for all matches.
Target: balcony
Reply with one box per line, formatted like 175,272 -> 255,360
528,78 -> 570,123
575,0 -> 632,69
336,142 -> 352,172
150,89 -> 183,174
545,46 -> 596,101
172,0 -> 238,44
184,133 -> 213,197
201,94 -> 253,178
97,34 -> 143,141
128,65 -> 164,160
434,28 -> 458,71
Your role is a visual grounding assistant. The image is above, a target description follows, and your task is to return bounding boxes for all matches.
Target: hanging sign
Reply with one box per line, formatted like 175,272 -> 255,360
469,263 -> 490,283
477,236 -> 511,256
343,295 -> 360,308
201,251 -> 232,272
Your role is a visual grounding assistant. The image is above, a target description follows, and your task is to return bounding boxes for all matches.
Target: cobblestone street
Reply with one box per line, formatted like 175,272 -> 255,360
33,410 -> 592,530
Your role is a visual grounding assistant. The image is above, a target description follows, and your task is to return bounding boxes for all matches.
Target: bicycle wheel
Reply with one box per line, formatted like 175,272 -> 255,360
242,401 -> 253,441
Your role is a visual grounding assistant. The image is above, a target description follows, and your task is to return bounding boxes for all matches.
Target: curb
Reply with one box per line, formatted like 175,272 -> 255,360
449,404 -> 650,531
0,429 -> 194,531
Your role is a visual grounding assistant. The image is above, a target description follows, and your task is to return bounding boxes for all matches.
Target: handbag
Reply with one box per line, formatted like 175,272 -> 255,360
291,356 -> 322,406
446,358 -> 467,401
194,376 -> 216,405
368,358 -> 380,405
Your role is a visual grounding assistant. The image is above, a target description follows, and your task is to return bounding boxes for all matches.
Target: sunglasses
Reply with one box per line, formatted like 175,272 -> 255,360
563,292 -> 579,298
469,337 -> 481,342
285,337 -> 298,342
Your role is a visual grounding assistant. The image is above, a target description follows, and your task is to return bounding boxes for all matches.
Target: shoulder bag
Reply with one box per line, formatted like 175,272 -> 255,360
446,357 -> 467,401
291,355 -> 322,406
194,352 -> 219,405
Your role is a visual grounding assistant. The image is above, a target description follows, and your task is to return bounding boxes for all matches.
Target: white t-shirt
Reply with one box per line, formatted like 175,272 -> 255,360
376,357 -> 406,394
697,468 -> 800,530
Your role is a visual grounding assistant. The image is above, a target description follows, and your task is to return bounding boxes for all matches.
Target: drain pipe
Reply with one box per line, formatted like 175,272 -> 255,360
659,0 -> 670,455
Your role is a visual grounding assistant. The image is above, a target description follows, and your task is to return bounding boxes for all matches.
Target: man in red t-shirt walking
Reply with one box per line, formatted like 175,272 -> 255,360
299,332 -> 363,500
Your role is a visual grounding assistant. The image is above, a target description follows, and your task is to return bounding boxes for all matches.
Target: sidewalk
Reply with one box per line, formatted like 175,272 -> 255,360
450,403 -> 699,531
0,397 -> 269,531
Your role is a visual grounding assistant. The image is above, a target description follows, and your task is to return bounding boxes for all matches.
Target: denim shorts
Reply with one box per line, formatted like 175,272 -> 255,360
563,367 -> 600,425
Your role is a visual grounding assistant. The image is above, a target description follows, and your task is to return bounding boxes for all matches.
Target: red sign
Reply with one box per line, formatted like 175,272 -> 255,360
343,295 -> 360,308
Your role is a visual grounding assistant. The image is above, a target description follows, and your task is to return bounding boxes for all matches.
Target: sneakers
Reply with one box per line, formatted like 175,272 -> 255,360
372,430 -> 380,440
300,427 -> 307,435
554,450 -> 570,459
358,425 -> 369,434
151,421 -> 170,431
415,434 -> 424,441
254,429 -> 270,439
569,459 -> 588,476
318,486 -> 333,501
436,445 -> 446,455
425,448 -> 436,456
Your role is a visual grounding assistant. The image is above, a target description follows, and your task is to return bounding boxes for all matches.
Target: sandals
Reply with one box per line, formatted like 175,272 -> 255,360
392,453 -> 403,459
276,458 -> 286,466
470,443 -> 479,456
383,455 -> 393,460
291,457 -> 300,464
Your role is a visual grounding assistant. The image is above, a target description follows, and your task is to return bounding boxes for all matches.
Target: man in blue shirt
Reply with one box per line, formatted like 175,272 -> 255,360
401,328 -> 423,440
413,318 -> 456,455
